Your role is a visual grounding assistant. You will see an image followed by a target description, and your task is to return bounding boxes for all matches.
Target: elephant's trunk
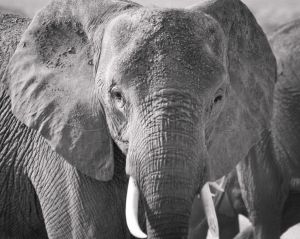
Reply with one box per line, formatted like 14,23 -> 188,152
138,131 -> 205,239
125,92 -> 210,238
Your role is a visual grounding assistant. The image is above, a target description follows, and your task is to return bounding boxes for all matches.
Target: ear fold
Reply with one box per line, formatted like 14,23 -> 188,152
7,0 -> 138,181
190,0 -> 276,177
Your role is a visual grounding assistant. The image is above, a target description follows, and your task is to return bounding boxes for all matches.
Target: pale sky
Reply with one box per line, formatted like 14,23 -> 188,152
0,0 -> 299,238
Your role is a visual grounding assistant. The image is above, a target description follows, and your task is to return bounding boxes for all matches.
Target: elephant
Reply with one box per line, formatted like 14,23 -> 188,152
233,17 -> 300,239
189,167 -> 300,239
0,0 -> 276,238
189,18 -> 300,239
188,170 -> 246,239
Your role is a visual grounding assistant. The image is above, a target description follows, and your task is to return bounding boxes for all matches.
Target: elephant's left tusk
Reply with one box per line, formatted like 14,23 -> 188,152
126,177 -> 147,239
201,183 -> 219,239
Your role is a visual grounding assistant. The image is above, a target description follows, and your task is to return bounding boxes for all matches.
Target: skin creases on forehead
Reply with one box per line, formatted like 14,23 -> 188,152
103,8 -> 227,94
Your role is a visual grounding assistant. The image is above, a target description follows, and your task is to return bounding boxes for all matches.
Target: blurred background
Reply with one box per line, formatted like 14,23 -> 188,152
0,0 -> 299,238
0,0 -> 300,33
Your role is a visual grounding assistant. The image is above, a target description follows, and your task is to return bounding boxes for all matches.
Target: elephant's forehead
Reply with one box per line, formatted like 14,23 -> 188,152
107,8 -> 225,55
104,8 -> 226,90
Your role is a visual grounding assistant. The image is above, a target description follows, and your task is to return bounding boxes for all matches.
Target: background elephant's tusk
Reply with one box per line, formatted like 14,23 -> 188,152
238,214 -> 252,232
209,176 -> 225,192
206,230 -> 219,239
126,177 -> 147,239
201,184 -> 219,239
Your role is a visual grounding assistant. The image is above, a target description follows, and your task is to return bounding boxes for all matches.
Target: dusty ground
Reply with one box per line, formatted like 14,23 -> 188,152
0,0 -> 299,238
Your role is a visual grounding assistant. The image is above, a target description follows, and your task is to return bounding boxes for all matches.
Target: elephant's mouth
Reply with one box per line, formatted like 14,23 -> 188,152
125,176 -> 225,238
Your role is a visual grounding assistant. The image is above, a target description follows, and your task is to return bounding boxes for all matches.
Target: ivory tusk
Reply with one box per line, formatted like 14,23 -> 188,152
126,177 -> 147,238
201,183 -> 219,239
238,214 -> 252,232
209,176 -> 225,192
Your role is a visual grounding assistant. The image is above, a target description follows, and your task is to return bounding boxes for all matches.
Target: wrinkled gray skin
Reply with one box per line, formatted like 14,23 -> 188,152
234,18 -> 300,239
0,0 -> 275,238
190,19 -> 300,239
0,11 -> 132,239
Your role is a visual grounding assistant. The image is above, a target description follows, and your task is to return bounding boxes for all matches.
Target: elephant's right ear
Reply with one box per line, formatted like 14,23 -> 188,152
7,0 -> 138,181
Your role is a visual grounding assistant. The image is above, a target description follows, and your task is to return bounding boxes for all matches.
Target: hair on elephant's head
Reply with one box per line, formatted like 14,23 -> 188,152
7,0 -> 276,238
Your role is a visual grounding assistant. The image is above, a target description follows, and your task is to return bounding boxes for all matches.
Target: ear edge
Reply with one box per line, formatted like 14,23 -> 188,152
190,0 -> 276,178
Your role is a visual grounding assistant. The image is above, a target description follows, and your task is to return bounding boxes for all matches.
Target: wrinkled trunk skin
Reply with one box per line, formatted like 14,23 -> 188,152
132,118 -> 206,239
141,134 -> 205,239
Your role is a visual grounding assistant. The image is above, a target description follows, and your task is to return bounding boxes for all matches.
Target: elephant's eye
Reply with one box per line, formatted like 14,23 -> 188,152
214,95 -> 223,104
213,86 -> 227,104
110,86 -> 125,108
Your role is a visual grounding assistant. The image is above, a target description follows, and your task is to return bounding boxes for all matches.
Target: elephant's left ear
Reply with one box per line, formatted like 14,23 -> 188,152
189,0 -> 276,177
6,0 -> 138,181
190,0 -> 276,106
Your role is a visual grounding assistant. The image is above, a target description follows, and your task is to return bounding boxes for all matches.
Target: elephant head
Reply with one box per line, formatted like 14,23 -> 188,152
6,0 -> 275,238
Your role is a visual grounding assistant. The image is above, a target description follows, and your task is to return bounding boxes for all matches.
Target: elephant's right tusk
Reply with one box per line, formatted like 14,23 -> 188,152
238,214 -> 252,232
126,177 -> 147,239
200,184 -> 219,239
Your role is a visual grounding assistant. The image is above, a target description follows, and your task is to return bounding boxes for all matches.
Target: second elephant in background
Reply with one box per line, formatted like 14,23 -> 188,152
189,166 -> 300,239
